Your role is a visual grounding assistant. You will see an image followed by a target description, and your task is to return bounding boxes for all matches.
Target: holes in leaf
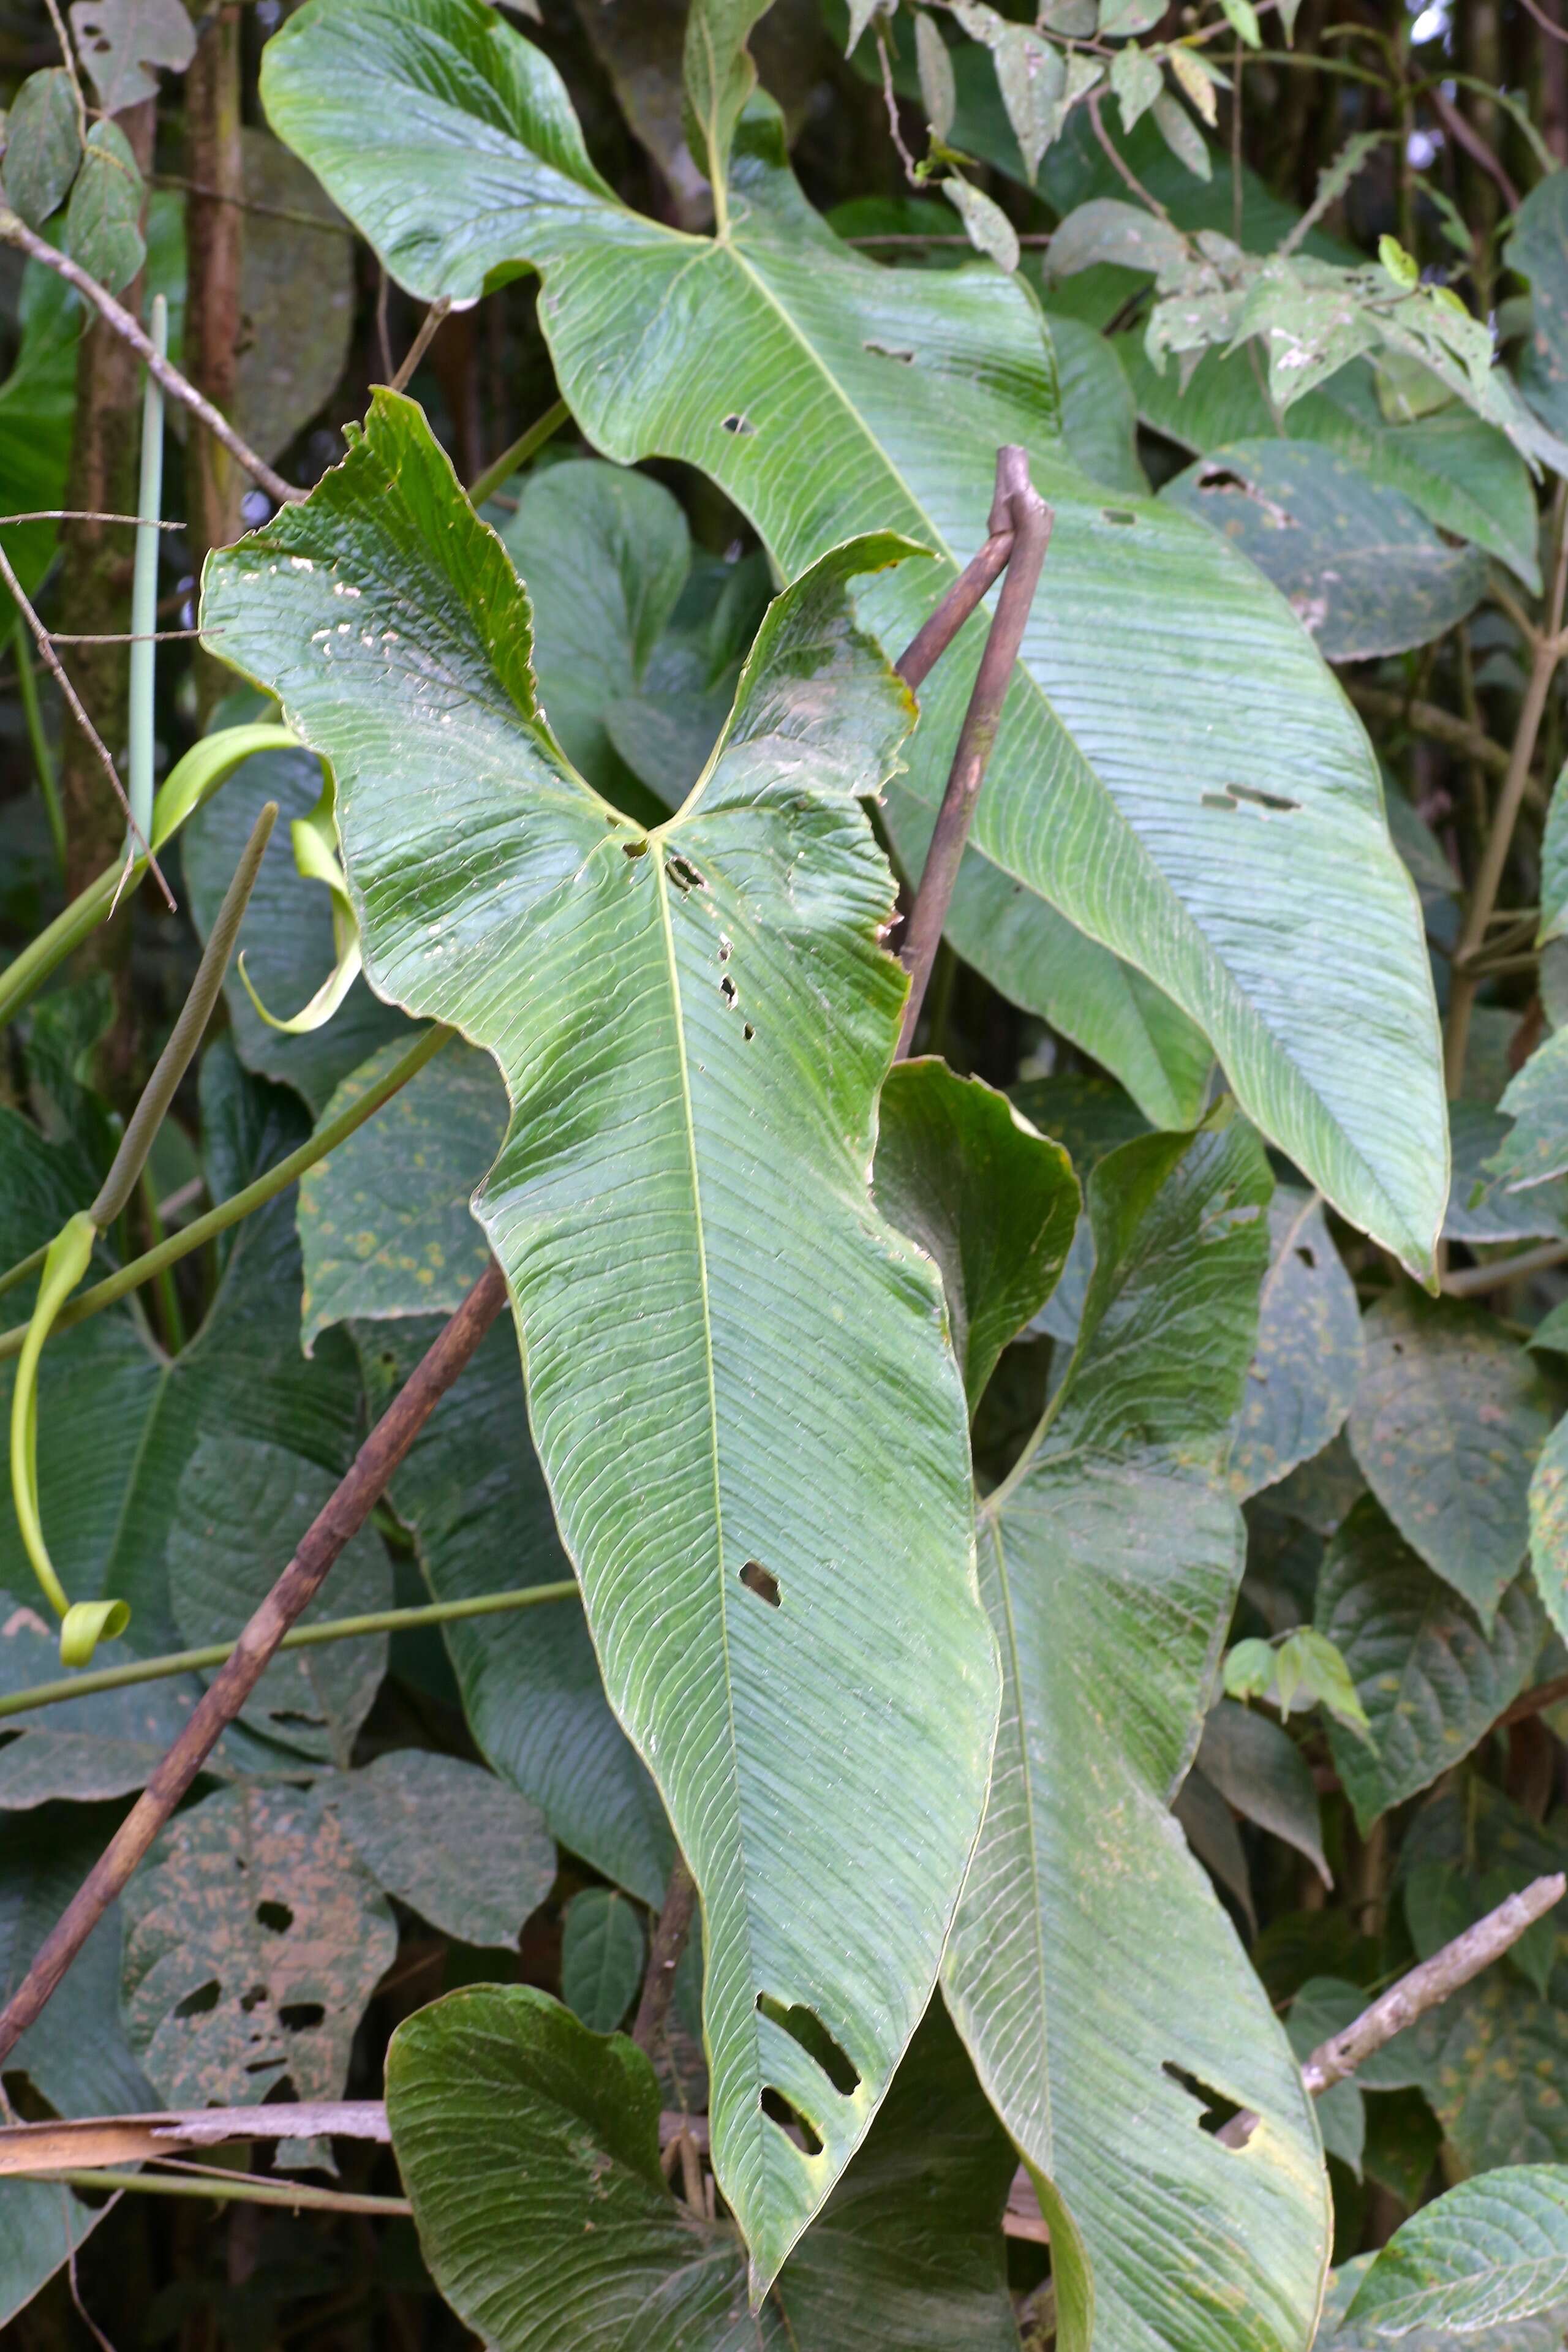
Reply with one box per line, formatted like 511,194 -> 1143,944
720,975 -> 737,1005
739,1560 -> 781,1607
255,1901 -> 294,1934
666,853 -> 706,894
1162,2060 -> 1243,2138
864,341 -> 915,363
623,839 -> 649,859
279,2002 -> 325,2033
1101,508 -> 1138,526
1295,1245 -> 1316,1268
239,1984 -> 268,2014
761,2087 -> 823,2154
718,936 -> 733,963
1200,783 -> 1300,816
266,1709 -> 326,1731
722,413 -> 756,435
175,1980 -> 221,2019
756,1995 -> 861,2097
743,1023 -> 755,1042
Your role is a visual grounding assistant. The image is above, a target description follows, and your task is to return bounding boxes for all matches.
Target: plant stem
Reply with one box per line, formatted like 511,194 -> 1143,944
13,617 -> 64,876
467,399 -> 571,508
1442,1237 -> 1568,1295
1347,685 -> 1509,780
897,447 -> 1053,1054
0,1581 -> 579,1723
137,1168 -> 184,1355
20,2168 -> 410,2217
0,1256 -> 512,2067
127,294 -> 167,859
632,1855 -> 699,2055
1446,482 -> 1568,1095
0,1025 -> 451,1359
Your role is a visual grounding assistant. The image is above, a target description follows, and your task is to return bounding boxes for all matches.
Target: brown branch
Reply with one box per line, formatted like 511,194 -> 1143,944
632,1855 -> 699,2056
0,2105 -> 391,2174
896,447 -> 1052,1054
388,298 -> 451,396
1216,1871 -> 1566,2147
1428,84 -> 1521,212
0,205 -> 301,510
895,526 -> 1017,693
0,1261 -> 510,2068
1501,1671 -> 1568,1727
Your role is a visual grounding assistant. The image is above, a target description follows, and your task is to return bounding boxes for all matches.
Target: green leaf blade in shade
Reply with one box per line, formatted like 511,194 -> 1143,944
121,1782 -> 397,2108
1529,1409 -> 1568,1646
1447,1101 -> 1568,1248
1197,1698 -> 1330,1885
874,1058 -> 1079,1412
1348,1289 -> 1557,1627
386,1983 -> 1020,2351
1321,2255 -> 1567,2352
561,1889 -> 646,2033
1488,1030 -> 1568,1195
1507,172 -> 1568,443
1161,439 -> 1487,662
204,393 -> 997,2290
319,1751 -> 556,1947
298,1038 -> 506,1350
1229,1184 -> 1363,1501
1347,2168 -> 1568,2337
1,69 -> 81,228
260,0 -> 1449,1279
943,1110 -> 1333,2352
361,1316 -> 674,1909
1316,1496 -> 1541,1833
1540,763 -> 1568,946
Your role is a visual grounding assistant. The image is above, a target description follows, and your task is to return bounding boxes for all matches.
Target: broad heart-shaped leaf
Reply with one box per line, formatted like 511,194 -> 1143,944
1161,440 -> 1487,662
1348,1289 -> 1558,1628
359,1316 -> 673,1907
261,0 -> 1448,1276
1229,1183 -> 1363,1502
298,1037 -> 506,1350
1315,1496 -> 1541,1832
317,1750 -> 556,1947
121,1781 -> 397,2108
1348,2168 -> 1568,2338
386,1983 -> 1020,2351
204,397 -> 996,2290
873,1058 -> 1078,1412
942,1111 -> 1332,2352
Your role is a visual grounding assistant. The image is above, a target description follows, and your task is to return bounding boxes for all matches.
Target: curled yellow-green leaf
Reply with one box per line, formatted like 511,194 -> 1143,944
60,1598 -> 132,1667
8,1211 -> 101,1635
238,772 -> 361,1034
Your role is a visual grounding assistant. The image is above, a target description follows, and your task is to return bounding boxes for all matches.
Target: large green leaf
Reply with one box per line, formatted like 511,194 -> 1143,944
1507,172 -> 1568,443
1348,1290 -> 1558,1627
1321,2254 -> 1566,2352
361,1316 -> 673,1908
1161,441 -> 1487,662
318,1750 -> 556,1947
205,398 -> 996,2285
260,0 -> 1448,1274
561,1887 -> 646,2031
1487,1030 -> 1568,1196
873,1058 -> 1078,1411
1316,1497 -> 1541,1831
941,1111 -> 1332,2352
386,1983 -> 1020,2350
1348,2168 -> 1568,2338
1229,1183 -> 1362,1501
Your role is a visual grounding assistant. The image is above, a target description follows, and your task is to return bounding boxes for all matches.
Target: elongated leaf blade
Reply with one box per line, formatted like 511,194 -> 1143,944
1348,2167 -> 1568,2337
203,394 -> 996,2288
261,0 -> 1448,1275
942,1111 -> 1332,2352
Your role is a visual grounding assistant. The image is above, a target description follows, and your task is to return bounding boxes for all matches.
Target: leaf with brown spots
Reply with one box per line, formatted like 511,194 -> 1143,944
121,1782 -> 396,2109
1229,1185 -> 1362,1501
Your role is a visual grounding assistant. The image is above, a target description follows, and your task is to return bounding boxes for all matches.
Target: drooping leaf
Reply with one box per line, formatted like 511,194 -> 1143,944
319,1750 -> 556,1947
184,744 -> 412,1115
0,1049 -> 364,1655
682,0 -> 772,197
1529,1408 -> 1568,1646
204,396 -> 1000,2281
0,255 -> 83,623
873,1058 -> 1078,1411
1447,1101 -> 1568,1248
560,1887 -> 646,2031
1162,441 -> 1487,662
386,1984 -> 1021,2348
121,1781 -> 398,2109
167,1433 -> 391,1766
943,1111 -> 1332,2352
1150,87 -> 1212,180
1316,1496 -> 1541,1831
0,69 -> 81,228
1229,1183 -> 1362,1501
62,119 -> 145,296
68,0 -> 195,113
1196,1698 -> 1330,1884
261,0 -> 1449,1277
362,1317 -> 673,1909
1122,342 -> 1540,592
232,126 -> 356,465
1487,1031 -> 1568,1196
1347,2168 -> 1568,2338
297,1038 -> 505,1351
1506,170 -> 1568,442
1173,1763 -> 1257,1931
1540,761 -> 1568,947
1348,1289 -> 1557,1626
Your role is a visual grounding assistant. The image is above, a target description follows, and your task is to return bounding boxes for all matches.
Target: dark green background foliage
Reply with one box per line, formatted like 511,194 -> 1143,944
6,0 -> 1568,2346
